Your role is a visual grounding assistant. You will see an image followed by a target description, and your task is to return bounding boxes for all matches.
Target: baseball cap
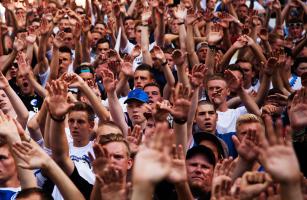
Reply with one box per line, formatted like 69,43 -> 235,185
196,42 -> 208,52
186,145 -> 216,166
193,132 -> 228,159
124,89 -> 149,104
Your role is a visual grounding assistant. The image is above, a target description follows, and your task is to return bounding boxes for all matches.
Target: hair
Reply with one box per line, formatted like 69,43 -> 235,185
16,187 -> 53,200
98,133 -> 131,157
292,57 -> 307,74
135,64 -> 154,79
69,102 -> 95,122
235,59 -> 254,71
95,37 -> 110,48
143,82 -> 162,95
124,16 -> 135,22
97,121 -> 123,135
59,46 -> 73,56
205,74 -> 226,86
197,100 -> 216,111
227,64 -> 245,78
75,64 -> 95,75
236,114 -> 264,131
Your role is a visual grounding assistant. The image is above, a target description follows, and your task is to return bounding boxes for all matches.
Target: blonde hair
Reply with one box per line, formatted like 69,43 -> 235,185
236,114 -> 264,131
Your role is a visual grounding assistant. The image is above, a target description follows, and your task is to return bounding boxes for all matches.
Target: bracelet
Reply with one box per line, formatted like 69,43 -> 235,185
208,44 -> 216,51
162,60 -> 168,66
50,114 -> 66,122
173,118 -> 187,124
177,22 -> 185,25
142,24 -> 149,26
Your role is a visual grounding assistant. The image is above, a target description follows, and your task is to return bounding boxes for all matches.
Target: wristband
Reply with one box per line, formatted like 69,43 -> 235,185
177,22 -> 185,25
142,24 -> 149,26
173,118 -> 187,124
208,44 -> 216,51
50,114 -> 66,122
162,61 -> 168,66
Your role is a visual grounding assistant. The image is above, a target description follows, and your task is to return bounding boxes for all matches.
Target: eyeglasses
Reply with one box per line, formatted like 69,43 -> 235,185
288,22 -> 303,28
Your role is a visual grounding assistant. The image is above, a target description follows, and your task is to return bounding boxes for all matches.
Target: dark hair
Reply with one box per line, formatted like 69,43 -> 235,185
69,102 -> 95,122
135,64 -> 154,79
235,59 -> 254,70
16,188 -> 53,200
143,82 -> 162,94
292,57 -> 307,74
227,64 -> 244,78
17,28 -> 27,34
198,100 -> 216,111
124,16 -> 135,22
59,46 -> 73,56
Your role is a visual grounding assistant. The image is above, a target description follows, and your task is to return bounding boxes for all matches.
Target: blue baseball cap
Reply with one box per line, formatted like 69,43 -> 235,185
124,89 -> 149,104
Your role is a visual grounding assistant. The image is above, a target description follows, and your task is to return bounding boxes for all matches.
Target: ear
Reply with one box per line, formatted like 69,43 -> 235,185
89,121 -> 95,129
127,158 -> 133,170
226,87 -> 230,96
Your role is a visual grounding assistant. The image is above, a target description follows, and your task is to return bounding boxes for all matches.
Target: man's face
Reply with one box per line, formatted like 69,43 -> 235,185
124,19 -> 136,40
237,5 -> 248,21
196,104 -> 217,133
16,71 -> 34,95
134,70 -> 153,89
207,80 -> 229,107
59,18 -> 71,31
206,0 -> 216,10
94,23 -> 106,36
170,19 -> 179,34
197,47 -> 207,63
288,23 -> 303,39
0,90 -> 12,114
236,122 -> 264,141
238,62 -> 254,88
79,72 -> 94,83
165,53 -> 175,70
68,111 -> 93,145
64,33 -> 74,49
59,52 -> 72,76
0,145 -> 18,187
296,62 -> 307,76
96,42 -> 110,55
90,32 -> 102,47
127,101 -> 147,125
186,154 -> 214,193
144,86 -> 161,105
103,142 -> 132,174
135,25 -> 142,44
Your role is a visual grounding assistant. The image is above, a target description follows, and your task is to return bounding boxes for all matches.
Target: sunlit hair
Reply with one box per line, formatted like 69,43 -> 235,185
236,114 -> 264,131
98,133 -> 131,157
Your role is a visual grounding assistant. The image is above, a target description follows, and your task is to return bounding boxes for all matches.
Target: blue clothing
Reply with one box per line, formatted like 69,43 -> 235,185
216,132 -> 238,158
0,188 -> 20,200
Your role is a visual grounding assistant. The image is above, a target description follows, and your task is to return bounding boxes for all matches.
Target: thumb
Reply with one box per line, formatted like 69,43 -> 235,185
232,135 -> 240,150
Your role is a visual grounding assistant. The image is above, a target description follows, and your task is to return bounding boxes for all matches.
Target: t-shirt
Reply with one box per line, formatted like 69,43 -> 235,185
0,187 -> 20,200
18,93 -> 43,113
289,74 -> 302,90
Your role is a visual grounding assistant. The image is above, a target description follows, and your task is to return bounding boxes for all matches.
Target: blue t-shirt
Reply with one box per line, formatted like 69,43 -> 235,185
0,187 -> 20,200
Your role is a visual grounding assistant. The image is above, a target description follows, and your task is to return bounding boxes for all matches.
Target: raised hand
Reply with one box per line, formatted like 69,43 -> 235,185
255,116 -> 301,184
12,141 -> 52,169
53,31 -> 65,48
26,33 -> 37,44
141,8 -> 152,23
172,49 -> 186,67
0,111 -> 19,140
233,35 -> 248,49
89,143 -> 110,176
131,44 -> 141,58
239,171 -> 272,200
263,56 -> 278,76
232,129 -> 261,162
154,100 -> 171,122
46,80 -> 74,119
258,28 -> 269,41
207,23 -> 223,45
153,46 -> 167,63
167,145 -> 187,183
224,69 -> 243,91
166,83 -> 193,121
101,68 -> 118,93
40,17 -> 51,35
173,5 -> 187,21
73,21 -> 82,39
13,37 -> 26,51
82,18 -> 91,33
133,122 -> 173,185
121,62 -> 134,77
289,87 -> 307,130
0,72 -> 10,89
126,125 -> 142,154
189,64 -> 207,89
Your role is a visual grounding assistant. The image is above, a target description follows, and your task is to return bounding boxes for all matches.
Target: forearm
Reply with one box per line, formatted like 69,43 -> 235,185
82,32 -> 91,63
179,23 -> 187,52
275,9 -> 282,29
49,47 -> 59,80
73,39 -> 82,70
119,15 -> 128,50
43,158 -> 85,200
254,74 -> 271,106
115,73 -> 130,96
154,11 -> 165,47
127,0 -> 137,16
238,88 -> 261,116
186,24 -> 200,66
28,75 -> 47,98
250,43 -> 267,64
177,64 -> 190,87
161,64 -> 175,89
292,36 -> 307,58
272,69 -> 291,96
1,49 -> 18,74
141,26 -> 153,66
3,86 -> 29,128
27,113 -> 43,141
187,88 -> 199,146
231,157 -> 253,181
131,183 -> 153,200
205,48 -> 216,76
218,46 -> 237,72
280,182 -> 303,200
281,5 -> 290,25
26,44 -> 34,65
107,91 -> 128,136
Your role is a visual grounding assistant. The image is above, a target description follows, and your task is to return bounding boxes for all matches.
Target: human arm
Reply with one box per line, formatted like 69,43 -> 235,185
206,24 -> 223,75
186,13 -> 200,67
153,2 -> 165,47
140,9 -> 153,66
12,141 -> 85,200
35,18 -> 50,75
73,21 -> 82,70
81,18 -> 91,63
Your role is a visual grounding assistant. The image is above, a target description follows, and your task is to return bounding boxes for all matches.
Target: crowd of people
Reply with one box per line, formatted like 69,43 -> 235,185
0,0 -> 306,199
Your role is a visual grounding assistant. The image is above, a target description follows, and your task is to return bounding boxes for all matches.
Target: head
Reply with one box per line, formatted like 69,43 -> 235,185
16,71 -> 35,96
287,19 -> 304,40
90,31 -> 102,48
96,121 -> 123,138
134,64 -> 154,89
169,18 -> 180,34
196,43 -> 208,63
58,46 -> 73,76
68,102 -> 95,147
134,22 -> 143,44
235,114 -> 264,141
193,132 -> 227,161
0,90 -> 13,114
98,134 -> 133,174
186,146 -> 216,194
236,59 -> 254,88
124,17 -> 136,40
16,187 -> 53,200
268,34 -> 284,51
125,89 -> 149,126
0,141 -> 19,187
206,0 -> 217,11
94,22 -> 106,36
206,75 -> 229,108
95,38 -> 110,55
75,63 -> 95,83
293,57 -> 307,76
236,4 -> 249,22
195,101 -> 218,134
59,17 -> 71,31
10,62 -> 19,78
143,82 -> 162,105
63,29 -> 75,49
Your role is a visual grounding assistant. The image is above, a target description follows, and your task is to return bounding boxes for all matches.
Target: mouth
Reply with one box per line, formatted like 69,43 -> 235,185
148,99 -> 154,104
0,102 -> 7,108
204,122 -> 212,128
191,176 -> 204,181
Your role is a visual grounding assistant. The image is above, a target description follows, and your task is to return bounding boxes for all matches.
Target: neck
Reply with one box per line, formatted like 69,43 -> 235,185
73,140 -> 90,147
0,177 -> 20,188
216,102 -> 228,112
134,120 -> 147,131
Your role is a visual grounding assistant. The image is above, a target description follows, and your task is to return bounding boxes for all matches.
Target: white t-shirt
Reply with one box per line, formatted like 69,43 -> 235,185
216,106 -> 247,134
289,75 -> 302,91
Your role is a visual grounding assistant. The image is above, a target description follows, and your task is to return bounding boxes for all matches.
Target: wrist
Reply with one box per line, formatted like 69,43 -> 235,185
50,113 -> 66,122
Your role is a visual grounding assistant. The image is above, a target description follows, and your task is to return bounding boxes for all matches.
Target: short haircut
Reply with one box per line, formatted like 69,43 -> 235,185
98,133 -> 131,157
16,187 -> 53,200
96,37 -> 110,47
205,74 -> 226,86
69,102 -> 95,122
197,100 -> 216,111
236,59 -> 254,70
17,28 -> 27,33
227,64 -> 244,78
59,46 -> 73,56
143,82 -> 162,95
135,64 -> 154,79
236,113 -> 264,131
97,121 -> 123,135
124,16 -> 135,22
